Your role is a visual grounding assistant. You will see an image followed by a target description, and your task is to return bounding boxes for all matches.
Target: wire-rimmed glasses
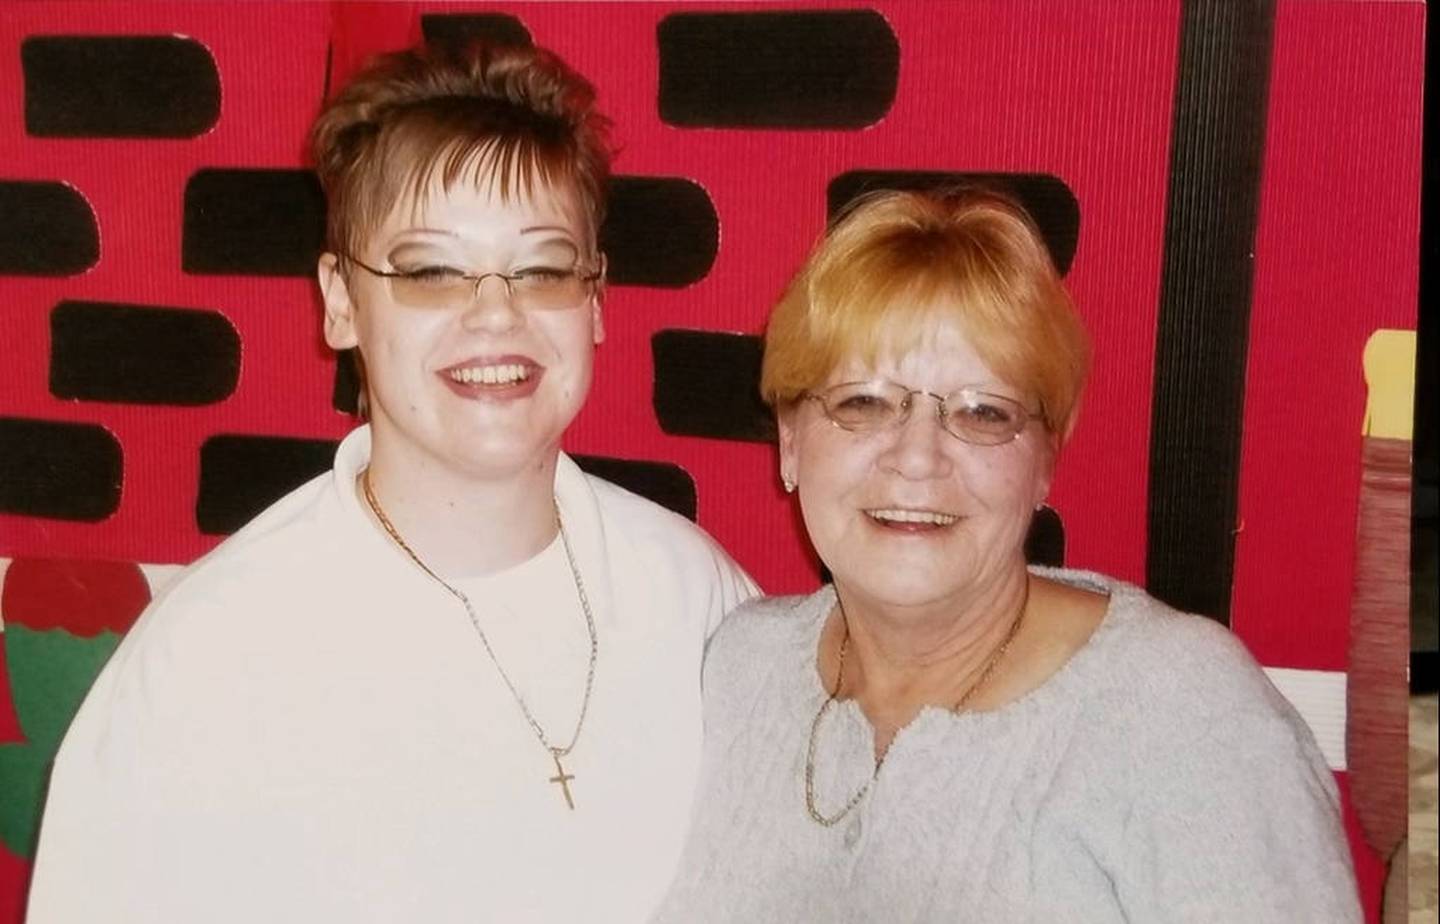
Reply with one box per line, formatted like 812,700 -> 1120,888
805,380 -> 1044,446
343,255 -> 603,313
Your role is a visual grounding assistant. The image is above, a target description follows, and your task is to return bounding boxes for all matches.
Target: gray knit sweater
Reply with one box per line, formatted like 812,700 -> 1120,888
654,570 -> 1361,923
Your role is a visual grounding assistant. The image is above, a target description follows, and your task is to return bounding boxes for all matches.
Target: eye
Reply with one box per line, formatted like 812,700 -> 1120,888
824,386 -> 901,428
512,266 -> 574,290
973,403 -> 1014,424
951,396 -> 1019,428
835,393 -> 892,413
400,266 -> 468,288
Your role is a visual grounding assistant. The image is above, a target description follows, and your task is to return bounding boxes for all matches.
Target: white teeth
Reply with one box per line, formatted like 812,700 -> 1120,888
866,508 -> 960,526
449,363 -> 530,385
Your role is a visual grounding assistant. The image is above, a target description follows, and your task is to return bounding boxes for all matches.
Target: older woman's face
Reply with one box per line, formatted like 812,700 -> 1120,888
320,175 -> 602,480
778,318 -> 1053,611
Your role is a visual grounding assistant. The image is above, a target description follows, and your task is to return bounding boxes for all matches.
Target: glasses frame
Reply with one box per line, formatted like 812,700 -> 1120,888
804,380 -> 1045,447
340,254 -> 604,312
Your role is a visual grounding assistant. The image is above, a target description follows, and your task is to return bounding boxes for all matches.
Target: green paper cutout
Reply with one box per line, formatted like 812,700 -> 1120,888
0,627 -> 119,858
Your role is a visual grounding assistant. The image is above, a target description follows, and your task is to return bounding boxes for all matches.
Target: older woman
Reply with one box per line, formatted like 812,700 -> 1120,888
28,42 -> 753,922
655,190 -> 1360,922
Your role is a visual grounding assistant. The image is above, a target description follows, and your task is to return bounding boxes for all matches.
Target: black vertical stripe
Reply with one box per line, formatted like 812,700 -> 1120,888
1147,0 -> 1276,623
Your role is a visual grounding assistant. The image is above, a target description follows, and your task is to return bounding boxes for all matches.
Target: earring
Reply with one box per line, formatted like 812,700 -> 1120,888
782,477 -> 797,494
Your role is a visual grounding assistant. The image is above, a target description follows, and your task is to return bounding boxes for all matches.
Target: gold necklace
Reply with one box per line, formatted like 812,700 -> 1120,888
362,469 -> 598,811
803,580 -> 1030,827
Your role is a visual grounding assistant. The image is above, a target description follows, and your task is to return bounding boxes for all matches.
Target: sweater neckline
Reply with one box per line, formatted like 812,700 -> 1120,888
796,569 -> 1132,741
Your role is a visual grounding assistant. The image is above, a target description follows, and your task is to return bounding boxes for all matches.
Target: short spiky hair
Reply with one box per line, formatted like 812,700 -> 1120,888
761,189 -> 1090,441
309,41 -> 613,258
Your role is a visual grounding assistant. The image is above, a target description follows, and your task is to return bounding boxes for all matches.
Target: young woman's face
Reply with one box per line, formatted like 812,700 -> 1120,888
320,176 -> 603,481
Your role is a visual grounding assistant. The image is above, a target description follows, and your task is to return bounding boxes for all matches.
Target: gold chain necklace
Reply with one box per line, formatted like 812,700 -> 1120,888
362,469 -> 598,811
804,580 -> 1030,827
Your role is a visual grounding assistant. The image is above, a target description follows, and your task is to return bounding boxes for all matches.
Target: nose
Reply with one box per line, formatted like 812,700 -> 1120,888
459,273 -> 523,334
877,393 -> 953,481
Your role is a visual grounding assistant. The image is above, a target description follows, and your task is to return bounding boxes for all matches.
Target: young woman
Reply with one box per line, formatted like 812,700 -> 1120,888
29,41 -> 754,923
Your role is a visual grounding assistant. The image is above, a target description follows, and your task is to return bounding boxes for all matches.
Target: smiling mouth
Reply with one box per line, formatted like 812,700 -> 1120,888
865,508 -> 961,527
446,363 -> 532,386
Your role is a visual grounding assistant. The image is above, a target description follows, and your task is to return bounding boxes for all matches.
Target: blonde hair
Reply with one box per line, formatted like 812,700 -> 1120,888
760,189 -> 1090,440
309,41 -> 613,258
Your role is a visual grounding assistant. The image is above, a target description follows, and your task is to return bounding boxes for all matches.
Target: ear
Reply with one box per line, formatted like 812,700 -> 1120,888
318,252 -> 359,350
776,403 -> 801,488
590,254 -> 607,346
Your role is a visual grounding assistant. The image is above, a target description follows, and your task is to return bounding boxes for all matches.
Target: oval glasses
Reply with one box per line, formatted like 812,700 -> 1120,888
344,255 -> 602,313
806,380 -> 1043,446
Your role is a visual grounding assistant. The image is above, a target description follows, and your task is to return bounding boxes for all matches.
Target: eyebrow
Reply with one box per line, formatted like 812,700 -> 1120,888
384,234 -> 581,266
391,224 -> 576,236
392,228 -> 458,239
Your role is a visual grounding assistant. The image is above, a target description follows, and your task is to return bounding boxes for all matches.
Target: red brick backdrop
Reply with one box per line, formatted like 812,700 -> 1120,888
0,2 -> 1421,920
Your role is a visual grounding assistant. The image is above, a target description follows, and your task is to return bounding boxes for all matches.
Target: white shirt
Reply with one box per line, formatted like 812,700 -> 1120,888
28,426 -> 757,923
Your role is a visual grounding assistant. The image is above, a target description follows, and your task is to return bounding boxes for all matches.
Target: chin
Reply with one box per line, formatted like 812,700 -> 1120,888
831,566 -> 958,609
462,436 -> 562,476
409,421 -> 554,477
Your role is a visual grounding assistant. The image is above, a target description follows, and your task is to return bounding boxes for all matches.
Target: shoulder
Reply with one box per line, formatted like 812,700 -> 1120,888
1041,570 -> 1323,764
1026,572 -> 1355,918
581,467 -> 757,592
716,592 -> 825,636
101,472 -> 348,687
705,591 -> 827,674
153,472 -> 339,611
695,591 -> 827,726
1041,569 -> 1280,707
584,470 -> 714,551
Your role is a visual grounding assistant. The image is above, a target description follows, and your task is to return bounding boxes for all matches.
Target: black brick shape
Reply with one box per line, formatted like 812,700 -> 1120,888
1024,506 -> 1065,568
573,455 -> 697,521
0,417 -> 121,521
196,435 -> 338,534
182,169 -> 327,276
421,13 -> 532,49
602,177 -> 718,287
658,10 -> 899,129
0,181 -> 99,275
22,35 -> 220,138
652,330 -> 774,443
50,301 -> 240,406
827,172 -> 1081,276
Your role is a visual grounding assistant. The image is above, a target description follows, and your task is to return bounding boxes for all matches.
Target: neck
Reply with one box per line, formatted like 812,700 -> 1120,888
362,431 -> 560,578
828,567 -> 1031,722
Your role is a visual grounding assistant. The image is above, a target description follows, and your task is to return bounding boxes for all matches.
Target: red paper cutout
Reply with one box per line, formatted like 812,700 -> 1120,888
1,559 -> 150,637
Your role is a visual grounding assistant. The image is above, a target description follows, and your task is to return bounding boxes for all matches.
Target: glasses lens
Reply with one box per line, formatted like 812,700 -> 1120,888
945,390 -> 1026,445
390,268 -> 474,310
822,382 -> 905,430
513,268 -> 590,311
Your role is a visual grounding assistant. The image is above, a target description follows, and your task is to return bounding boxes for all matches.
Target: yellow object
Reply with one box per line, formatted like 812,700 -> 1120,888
1362,329 -> 1417,440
